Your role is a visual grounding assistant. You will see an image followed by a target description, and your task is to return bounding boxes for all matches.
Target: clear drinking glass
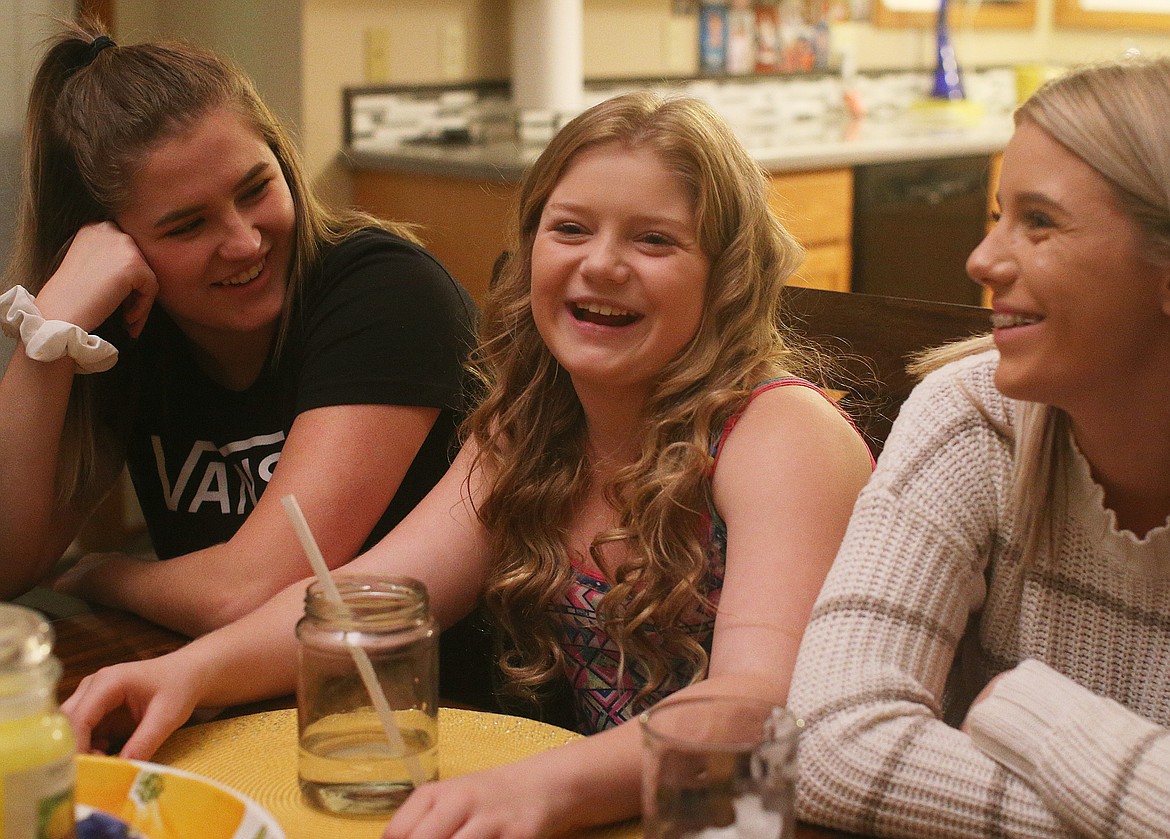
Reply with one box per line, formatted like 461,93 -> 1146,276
295,576 -> 439,814
641,695 -> 798,839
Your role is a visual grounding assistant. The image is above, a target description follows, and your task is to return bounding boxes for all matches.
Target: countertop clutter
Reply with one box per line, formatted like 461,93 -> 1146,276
342,67 -> 1015,302
343,67 -> 1017,180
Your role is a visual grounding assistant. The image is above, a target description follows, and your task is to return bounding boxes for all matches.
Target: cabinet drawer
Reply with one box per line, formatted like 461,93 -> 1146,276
767,169 -> 853,247
788,243 -> 851,293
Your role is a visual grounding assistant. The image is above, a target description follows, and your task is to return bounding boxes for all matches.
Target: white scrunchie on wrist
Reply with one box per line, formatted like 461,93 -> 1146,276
0,285 -> 118,374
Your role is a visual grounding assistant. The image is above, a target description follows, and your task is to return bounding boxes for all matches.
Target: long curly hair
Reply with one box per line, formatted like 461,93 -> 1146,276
6,16 -> 412,504
465,92 -> 809,702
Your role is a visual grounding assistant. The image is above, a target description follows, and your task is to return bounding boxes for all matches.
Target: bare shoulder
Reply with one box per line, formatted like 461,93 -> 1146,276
724,383 -> 869,459
712,383 -> 872,505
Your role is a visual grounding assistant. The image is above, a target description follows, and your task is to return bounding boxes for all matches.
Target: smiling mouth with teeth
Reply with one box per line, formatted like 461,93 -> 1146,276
215,258 -> 265,287
572,302 -> 640,327
991,312 -> 1042,328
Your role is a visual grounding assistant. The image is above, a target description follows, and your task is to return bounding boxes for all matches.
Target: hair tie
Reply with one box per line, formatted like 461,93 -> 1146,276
65,34 -> 117,73
85,35 -> 117,64
0,286 -> 118,374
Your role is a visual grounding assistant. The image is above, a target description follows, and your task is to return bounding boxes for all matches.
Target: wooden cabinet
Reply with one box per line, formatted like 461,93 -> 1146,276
795,242 -> 852,293
354,164 -> 855,301
873,0 -> 1036,29
1054,0 -> 1170,29
767,168 -> 854,293
353,170 -> 518,303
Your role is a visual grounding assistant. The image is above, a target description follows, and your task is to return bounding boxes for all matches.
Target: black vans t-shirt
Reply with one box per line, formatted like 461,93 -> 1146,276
122,229 -> 499,710
125,228 -> 475,557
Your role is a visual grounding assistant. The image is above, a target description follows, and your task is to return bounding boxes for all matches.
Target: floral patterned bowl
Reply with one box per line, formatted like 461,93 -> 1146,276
76,754 -> 285,839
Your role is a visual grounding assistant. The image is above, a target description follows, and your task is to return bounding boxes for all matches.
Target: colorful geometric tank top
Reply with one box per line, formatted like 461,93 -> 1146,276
548,377 -> 829,733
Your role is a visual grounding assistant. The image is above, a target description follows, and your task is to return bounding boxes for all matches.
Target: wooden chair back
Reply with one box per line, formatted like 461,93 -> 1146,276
780,285 -> 992,458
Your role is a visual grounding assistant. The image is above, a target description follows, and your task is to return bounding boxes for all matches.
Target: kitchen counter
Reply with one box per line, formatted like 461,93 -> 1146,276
343,107 -> 1015,181
344,101 -> 1011,302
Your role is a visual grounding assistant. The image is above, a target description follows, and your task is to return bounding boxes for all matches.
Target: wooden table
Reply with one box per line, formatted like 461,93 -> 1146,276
50,603 -> 294,717
50,604 -> 860,839
52,604 -> 186,700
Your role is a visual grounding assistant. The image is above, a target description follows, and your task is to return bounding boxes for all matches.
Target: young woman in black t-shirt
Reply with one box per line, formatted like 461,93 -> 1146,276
0,19 -> 477,650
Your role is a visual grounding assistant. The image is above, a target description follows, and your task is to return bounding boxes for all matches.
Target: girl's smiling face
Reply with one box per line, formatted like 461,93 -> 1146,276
968,120 -> 1170,410
529,142 -> 710,406
116,105 -> 295,361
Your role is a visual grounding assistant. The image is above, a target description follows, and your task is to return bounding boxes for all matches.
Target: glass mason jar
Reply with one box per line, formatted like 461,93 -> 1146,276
295,576 -> 439,815
0,603 -> 76,839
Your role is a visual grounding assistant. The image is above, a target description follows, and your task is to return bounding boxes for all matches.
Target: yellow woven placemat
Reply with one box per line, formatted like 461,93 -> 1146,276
154,707 -> 640,839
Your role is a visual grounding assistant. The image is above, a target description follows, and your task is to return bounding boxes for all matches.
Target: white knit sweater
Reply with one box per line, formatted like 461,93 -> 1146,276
789,349 -> 1170,839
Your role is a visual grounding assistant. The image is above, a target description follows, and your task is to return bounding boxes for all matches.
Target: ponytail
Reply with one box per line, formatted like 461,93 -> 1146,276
8,17 -> 113,296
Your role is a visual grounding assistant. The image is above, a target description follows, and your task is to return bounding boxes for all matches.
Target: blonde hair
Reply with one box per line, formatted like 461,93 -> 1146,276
912,56 -> 1170,560
1020,57 -> 1170,268
6,17 -> 412,504
466,91 -> 808,703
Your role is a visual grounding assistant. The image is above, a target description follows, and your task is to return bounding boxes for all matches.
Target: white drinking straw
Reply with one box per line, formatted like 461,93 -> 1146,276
281,494 -> 427,788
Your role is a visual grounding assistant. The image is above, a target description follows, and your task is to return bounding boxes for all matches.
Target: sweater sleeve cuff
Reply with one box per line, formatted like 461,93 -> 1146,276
965,658 -> 1100,780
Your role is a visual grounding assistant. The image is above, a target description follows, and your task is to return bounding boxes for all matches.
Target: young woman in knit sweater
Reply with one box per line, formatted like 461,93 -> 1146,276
789,57 -> 1170,839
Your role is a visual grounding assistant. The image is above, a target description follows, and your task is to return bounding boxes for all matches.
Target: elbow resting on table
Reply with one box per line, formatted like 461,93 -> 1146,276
795,717 -> 884,833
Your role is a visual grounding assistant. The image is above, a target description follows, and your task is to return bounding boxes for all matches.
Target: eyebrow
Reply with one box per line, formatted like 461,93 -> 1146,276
151,162 -> 272,229
999,190 -> 1064,212
543,200 -> 694,230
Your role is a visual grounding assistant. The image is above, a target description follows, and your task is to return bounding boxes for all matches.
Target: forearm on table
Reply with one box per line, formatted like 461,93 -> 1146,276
120,403 -> 434,631
62,575 -> 309,761
76,542 -> 313,637
1035,709 -> 1170,839
178,578 -> 308,707
968,660 -> 1170,838
521,721 -> 644,834
787,501 -> 1067,836
791,629 -> 1069,834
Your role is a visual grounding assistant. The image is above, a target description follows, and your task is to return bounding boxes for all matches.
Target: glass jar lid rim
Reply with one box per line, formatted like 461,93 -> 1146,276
304,575 -> 431,624
0,604 -> 55,670
307,574 -> 428,594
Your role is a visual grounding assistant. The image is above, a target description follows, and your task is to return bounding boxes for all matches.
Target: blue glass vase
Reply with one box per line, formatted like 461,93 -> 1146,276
931,0 -> 965,100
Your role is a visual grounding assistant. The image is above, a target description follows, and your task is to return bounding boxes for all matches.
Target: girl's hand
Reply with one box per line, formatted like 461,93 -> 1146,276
383,766 -> 559,839
35,221 -> 158,338
61,656 -> 202,760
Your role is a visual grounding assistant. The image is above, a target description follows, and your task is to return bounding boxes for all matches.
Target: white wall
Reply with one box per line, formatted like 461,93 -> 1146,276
303,0 -> 508,207
112,0 -> 306,190
1,0 -> 72,370
302,0 -> 1170,84
113,0 -> 304,130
